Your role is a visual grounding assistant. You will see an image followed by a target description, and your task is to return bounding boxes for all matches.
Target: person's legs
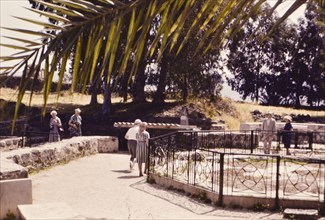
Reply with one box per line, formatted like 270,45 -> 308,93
284,138 -> 291,155
138,162 -> 143,176
128,140 -> 137,161
263,135 -> 269,154
128,140 -> 137,169
263,135 -> 272,154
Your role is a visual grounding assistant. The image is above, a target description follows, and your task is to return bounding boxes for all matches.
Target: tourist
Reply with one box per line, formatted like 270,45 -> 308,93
180,106 -> 189,125
68,108 -> 82,137
49,110 -> 63,142
125,119 -> 141,169
261,111 -> 276,154
136,122 -> 150,176
283,115 -> 293,155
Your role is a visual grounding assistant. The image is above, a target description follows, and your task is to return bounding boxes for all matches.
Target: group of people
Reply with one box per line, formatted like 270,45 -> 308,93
261,111 -> 293,155
49,108 -> 292,167
125,119 -> 150,176
49,111 -> 149,176
48,108 -> 82,142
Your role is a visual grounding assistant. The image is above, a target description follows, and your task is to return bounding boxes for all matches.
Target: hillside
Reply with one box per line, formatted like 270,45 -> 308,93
0,88 -> 324,130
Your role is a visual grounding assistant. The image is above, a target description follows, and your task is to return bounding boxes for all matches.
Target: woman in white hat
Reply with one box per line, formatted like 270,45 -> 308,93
49,110 -> 62,142
282,115 -> 293,155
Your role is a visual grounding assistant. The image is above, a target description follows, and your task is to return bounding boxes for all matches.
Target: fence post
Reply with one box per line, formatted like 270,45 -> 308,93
294,131 -> 298,148
250,130 -> 254,154
308,132 -> 313,150
211,152 -> 215,192
276,131 -> 281,152
147,139 -> 152,181
218,153 -> 224,207
275,156 -> 280,209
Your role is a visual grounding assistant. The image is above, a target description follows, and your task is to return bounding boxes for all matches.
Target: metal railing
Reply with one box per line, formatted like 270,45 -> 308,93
148,130 -> 325,208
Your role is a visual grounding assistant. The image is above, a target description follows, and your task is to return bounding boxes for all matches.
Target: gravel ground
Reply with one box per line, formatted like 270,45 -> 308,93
30,153 -> 284,219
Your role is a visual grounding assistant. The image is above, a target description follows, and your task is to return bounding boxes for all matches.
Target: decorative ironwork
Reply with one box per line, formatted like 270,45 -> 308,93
231,156 -> 269,194
149,130 -> 325,206
283,159 -> 321,197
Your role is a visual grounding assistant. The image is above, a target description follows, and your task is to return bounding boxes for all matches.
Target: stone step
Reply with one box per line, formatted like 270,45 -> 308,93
18,202 -> 85,220
283,208 -> 319,220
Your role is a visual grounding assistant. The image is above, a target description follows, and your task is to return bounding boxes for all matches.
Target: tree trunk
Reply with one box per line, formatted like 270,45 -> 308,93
153,55 -> 168,104
182,73 -> 188,102
295,92 -> 301,108
89,83 -> 98,105
132,60 -> 147,103
121,76 -> 128,103
102,81 -> 111,117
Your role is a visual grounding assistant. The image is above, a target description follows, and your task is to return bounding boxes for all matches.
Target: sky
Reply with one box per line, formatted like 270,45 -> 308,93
0,0 -> 307,101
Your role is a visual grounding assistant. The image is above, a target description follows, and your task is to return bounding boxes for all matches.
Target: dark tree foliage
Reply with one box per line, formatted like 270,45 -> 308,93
151,2 -> 224,103
227,4 -> 293,103
226,3 -> 325,107
289,4 -> 325,107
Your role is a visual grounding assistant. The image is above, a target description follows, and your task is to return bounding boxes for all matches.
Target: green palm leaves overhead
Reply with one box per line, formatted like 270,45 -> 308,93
0,0 -> 324,125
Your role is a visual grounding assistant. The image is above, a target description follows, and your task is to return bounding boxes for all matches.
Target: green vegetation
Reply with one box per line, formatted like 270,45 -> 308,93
1,0 -> 323,127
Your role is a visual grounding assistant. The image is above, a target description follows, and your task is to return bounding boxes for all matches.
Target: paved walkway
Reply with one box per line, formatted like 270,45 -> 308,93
30,153 -> 284,219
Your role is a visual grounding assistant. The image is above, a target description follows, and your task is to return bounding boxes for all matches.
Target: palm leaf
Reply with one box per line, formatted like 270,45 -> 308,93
26,7 -> 71,23
56,49 -> 70,101
71,34 -> 83,93
32,0 -> 87,18
2,27 -> 55,38
12,16 -> 64,30
2,36 -> 42,46
2,0 -> 318,134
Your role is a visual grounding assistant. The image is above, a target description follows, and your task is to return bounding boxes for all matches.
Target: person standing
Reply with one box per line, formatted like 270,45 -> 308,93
283,115 -> 293,155
49,110 -> 62,142
136,122 -> 150,176
261,111 -> 276,154
180,106 -> 189,126
125,119 -> 142,169
68,108 -> 82,137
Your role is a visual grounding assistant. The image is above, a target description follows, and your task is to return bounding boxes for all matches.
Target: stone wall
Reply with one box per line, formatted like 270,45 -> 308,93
0,136 -> 118,219
0,136 -> 24,151
197,132 -> 259,149
240,122 -> 325,144
0,136 -> 118,180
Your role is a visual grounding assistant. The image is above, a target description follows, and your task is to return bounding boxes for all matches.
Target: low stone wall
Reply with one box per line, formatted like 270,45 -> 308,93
150,174 -> 324,212
0,136 -> 24,151
240,122 -> 325,144
0,136 -> 118,219
198,132 -> 259,149
0,136 -> 118,180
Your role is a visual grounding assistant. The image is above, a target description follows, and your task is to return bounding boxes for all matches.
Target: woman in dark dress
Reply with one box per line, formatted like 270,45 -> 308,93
283,116 -> 293,155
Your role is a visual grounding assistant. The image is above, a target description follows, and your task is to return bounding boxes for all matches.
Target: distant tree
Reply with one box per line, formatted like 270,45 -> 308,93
227,5 -> 279,102
288,3 -> 325,107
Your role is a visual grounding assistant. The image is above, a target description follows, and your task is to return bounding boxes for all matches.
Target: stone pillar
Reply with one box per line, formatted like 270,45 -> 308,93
0,178 -> 32,219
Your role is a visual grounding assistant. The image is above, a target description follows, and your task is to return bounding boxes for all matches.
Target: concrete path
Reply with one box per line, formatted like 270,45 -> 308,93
30,153 -> 283,219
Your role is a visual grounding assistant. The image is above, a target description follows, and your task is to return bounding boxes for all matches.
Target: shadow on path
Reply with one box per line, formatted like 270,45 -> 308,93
129,179 -> 283,219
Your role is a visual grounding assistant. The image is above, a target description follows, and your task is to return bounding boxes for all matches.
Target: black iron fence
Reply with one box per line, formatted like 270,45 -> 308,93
148,130 -> 325,208
174,130 -> 325,156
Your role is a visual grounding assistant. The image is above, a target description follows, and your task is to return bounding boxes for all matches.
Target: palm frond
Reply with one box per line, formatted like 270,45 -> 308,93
1,0 -> 321,134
